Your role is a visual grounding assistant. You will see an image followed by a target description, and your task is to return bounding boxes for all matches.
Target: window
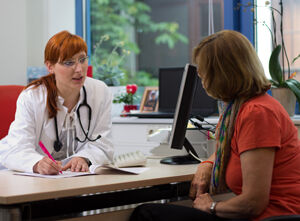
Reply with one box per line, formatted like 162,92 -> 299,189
88,0 -> 224,86
137,0 -> 223,78
279,0 -> 300,79
256,0 -> 300,79
256,0 -> 273,78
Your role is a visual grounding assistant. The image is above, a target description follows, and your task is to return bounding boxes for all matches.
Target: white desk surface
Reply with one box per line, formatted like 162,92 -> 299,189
112,116 -> 220,125
113,115 -> 300,125
112,117 -> 173,124
0,159 -> 197,205
291,115 -> 300,125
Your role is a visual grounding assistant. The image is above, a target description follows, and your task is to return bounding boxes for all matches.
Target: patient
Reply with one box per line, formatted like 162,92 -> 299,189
130,30 -> 300,221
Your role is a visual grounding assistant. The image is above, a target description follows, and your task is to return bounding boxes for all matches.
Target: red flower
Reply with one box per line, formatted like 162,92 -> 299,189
126,84 -> 138,94
113,84 -> 139,105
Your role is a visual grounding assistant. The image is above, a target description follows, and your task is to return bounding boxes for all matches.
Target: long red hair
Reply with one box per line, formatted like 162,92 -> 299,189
26,30 -> 87,118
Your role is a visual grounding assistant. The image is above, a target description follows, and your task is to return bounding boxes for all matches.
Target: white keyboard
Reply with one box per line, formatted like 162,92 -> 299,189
113,151 -> 147,168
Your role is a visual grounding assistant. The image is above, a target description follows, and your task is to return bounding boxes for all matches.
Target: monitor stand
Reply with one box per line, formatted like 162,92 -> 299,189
160,138 -> 200,165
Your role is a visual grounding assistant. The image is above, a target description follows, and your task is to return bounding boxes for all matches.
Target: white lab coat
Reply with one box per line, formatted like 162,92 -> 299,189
0,77 -> 114,172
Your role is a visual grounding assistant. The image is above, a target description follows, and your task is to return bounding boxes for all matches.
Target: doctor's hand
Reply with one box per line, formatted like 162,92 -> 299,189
33,156 -> 62,175
62,157 -> 89,172
189,162 -> 213,200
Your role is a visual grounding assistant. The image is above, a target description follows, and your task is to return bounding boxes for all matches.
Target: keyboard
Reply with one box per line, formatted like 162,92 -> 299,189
113,151 -> 147,168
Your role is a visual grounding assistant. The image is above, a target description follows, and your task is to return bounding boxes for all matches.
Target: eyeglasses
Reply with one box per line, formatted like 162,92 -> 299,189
61,56 -> 89,68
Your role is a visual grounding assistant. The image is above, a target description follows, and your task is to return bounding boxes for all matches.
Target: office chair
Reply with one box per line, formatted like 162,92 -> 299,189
0,85 -> 24,139
262,215 -> 300,221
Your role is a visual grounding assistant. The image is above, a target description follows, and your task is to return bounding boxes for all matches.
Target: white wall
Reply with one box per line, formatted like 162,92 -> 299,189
0,0 -> 75,85
0,1 -> 27,85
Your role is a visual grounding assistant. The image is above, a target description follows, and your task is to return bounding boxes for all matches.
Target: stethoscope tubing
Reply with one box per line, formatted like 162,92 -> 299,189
53,86 -> 101,152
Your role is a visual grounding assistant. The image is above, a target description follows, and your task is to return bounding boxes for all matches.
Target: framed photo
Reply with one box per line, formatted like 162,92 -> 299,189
140,87 -> 159,112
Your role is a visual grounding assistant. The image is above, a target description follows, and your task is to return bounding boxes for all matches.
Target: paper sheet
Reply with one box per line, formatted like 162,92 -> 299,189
13,164 -> 149,178
90,164 -> 149,175
14,170 -> 93,179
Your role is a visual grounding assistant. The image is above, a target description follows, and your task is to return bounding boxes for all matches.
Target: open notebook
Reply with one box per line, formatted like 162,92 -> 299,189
13,151 -> 149,178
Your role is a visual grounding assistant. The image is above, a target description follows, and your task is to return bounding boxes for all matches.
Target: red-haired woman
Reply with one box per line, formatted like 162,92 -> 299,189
0,31 -> 113,175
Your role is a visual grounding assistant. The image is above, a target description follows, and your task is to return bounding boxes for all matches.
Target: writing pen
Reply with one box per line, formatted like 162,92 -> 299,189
38,141 -> 62,174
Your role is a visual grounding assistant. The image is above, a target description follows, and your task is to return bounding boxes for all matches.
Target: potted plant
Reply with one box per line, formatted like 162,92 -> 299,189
241,1 -> 300,115
113,84 -> 139,113
269,45 -> 300,116
266,0 -> 300,116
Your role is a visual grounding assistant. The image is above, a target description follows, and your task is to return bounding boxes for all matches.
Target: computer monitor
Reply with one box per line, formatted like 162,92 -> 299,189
160,64 -> 201,165
159,67 -> 217,117
159,67 -> 184,113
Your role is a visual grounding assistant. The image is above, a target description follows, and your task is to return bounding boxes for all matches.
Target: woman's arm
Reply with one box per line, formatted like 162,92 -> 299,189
189,152 -> 216,199
193,147 -> 275,219
0,89 -> 45,172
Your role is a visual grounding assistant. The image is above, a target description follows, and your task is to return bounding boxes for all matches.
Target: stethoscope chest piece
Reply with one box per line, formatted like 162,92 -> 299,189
54,140 -> 63,152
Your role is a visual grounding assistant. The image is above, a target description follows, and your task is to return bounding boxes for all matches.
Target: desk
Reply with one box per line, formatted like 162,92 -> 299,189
291,115 -> 300,138
112,116 -> 219,156
112,117 -> 174,155
0,159 -> 197,221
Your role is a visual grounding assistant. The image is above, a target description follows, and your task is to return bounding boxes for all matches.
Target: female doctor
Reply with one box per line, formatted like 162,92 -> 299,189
0,30 -> 114,175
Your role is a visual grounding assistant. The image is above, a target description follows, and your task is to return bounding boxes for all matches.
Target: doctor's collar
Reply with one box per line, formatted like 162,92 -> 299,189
56,86 -> 85,112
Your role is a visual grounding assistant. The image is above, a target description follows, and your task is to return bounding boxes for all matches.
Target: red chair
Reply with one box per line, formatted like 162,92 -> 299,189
0,85 -> 24,139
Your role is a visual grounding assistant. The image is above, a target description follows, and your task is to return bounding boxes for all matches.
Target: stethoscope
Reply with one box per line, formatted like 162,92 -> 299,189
53,86 -> 101,152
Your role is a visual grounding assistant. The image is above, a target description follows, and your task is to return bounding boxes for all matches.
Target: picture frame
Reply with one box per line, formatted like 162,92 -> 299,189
140,87 -> 159,112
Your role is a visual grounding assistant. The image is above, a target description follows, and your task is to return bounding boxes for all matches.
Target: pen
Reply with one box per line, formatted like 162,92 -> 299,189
38,141 -> 62,174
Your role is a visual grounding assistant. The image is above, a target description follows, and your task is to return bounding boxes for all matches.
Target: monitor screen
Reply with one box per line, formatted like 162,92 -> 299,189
159,67 -> 184,112
159,67 -> 217,117
160,64 -> 202,165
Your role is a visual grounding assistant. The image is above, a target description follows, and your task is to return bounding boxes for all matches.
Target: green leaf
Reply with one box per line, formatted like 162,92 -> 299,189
97,0 -> 109,5
124,42 -> 140,54
283,79 -> 300,104
176,34 -> 189,44
292,54 -> 300,64
155,34 -> 175,48
269,79 -> 280,88
269,45 -> 283,85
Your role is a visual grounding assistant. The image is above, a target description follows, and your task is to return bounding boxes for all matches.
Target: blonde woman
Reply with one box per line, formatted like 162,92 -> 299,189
130,30 -> 300,221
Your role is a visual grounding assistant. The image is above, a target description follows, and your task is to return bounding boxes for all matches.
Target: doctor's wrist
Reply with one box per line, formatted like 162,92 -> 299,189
33,162 -> 39,173
83,158 -> 92,166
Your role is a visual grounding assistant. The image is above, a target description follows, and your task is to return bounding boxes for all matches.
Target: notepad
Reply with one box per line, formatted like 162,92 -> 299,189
14,170 -> 92,179
13,151 -> 149,178
90,164 -> 149,175
14,164 -> 150,178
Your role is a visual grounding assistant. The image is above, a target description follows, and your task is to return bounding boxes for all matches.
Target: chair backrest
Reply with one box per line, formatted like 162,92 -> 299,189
0,85 -> 24,139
